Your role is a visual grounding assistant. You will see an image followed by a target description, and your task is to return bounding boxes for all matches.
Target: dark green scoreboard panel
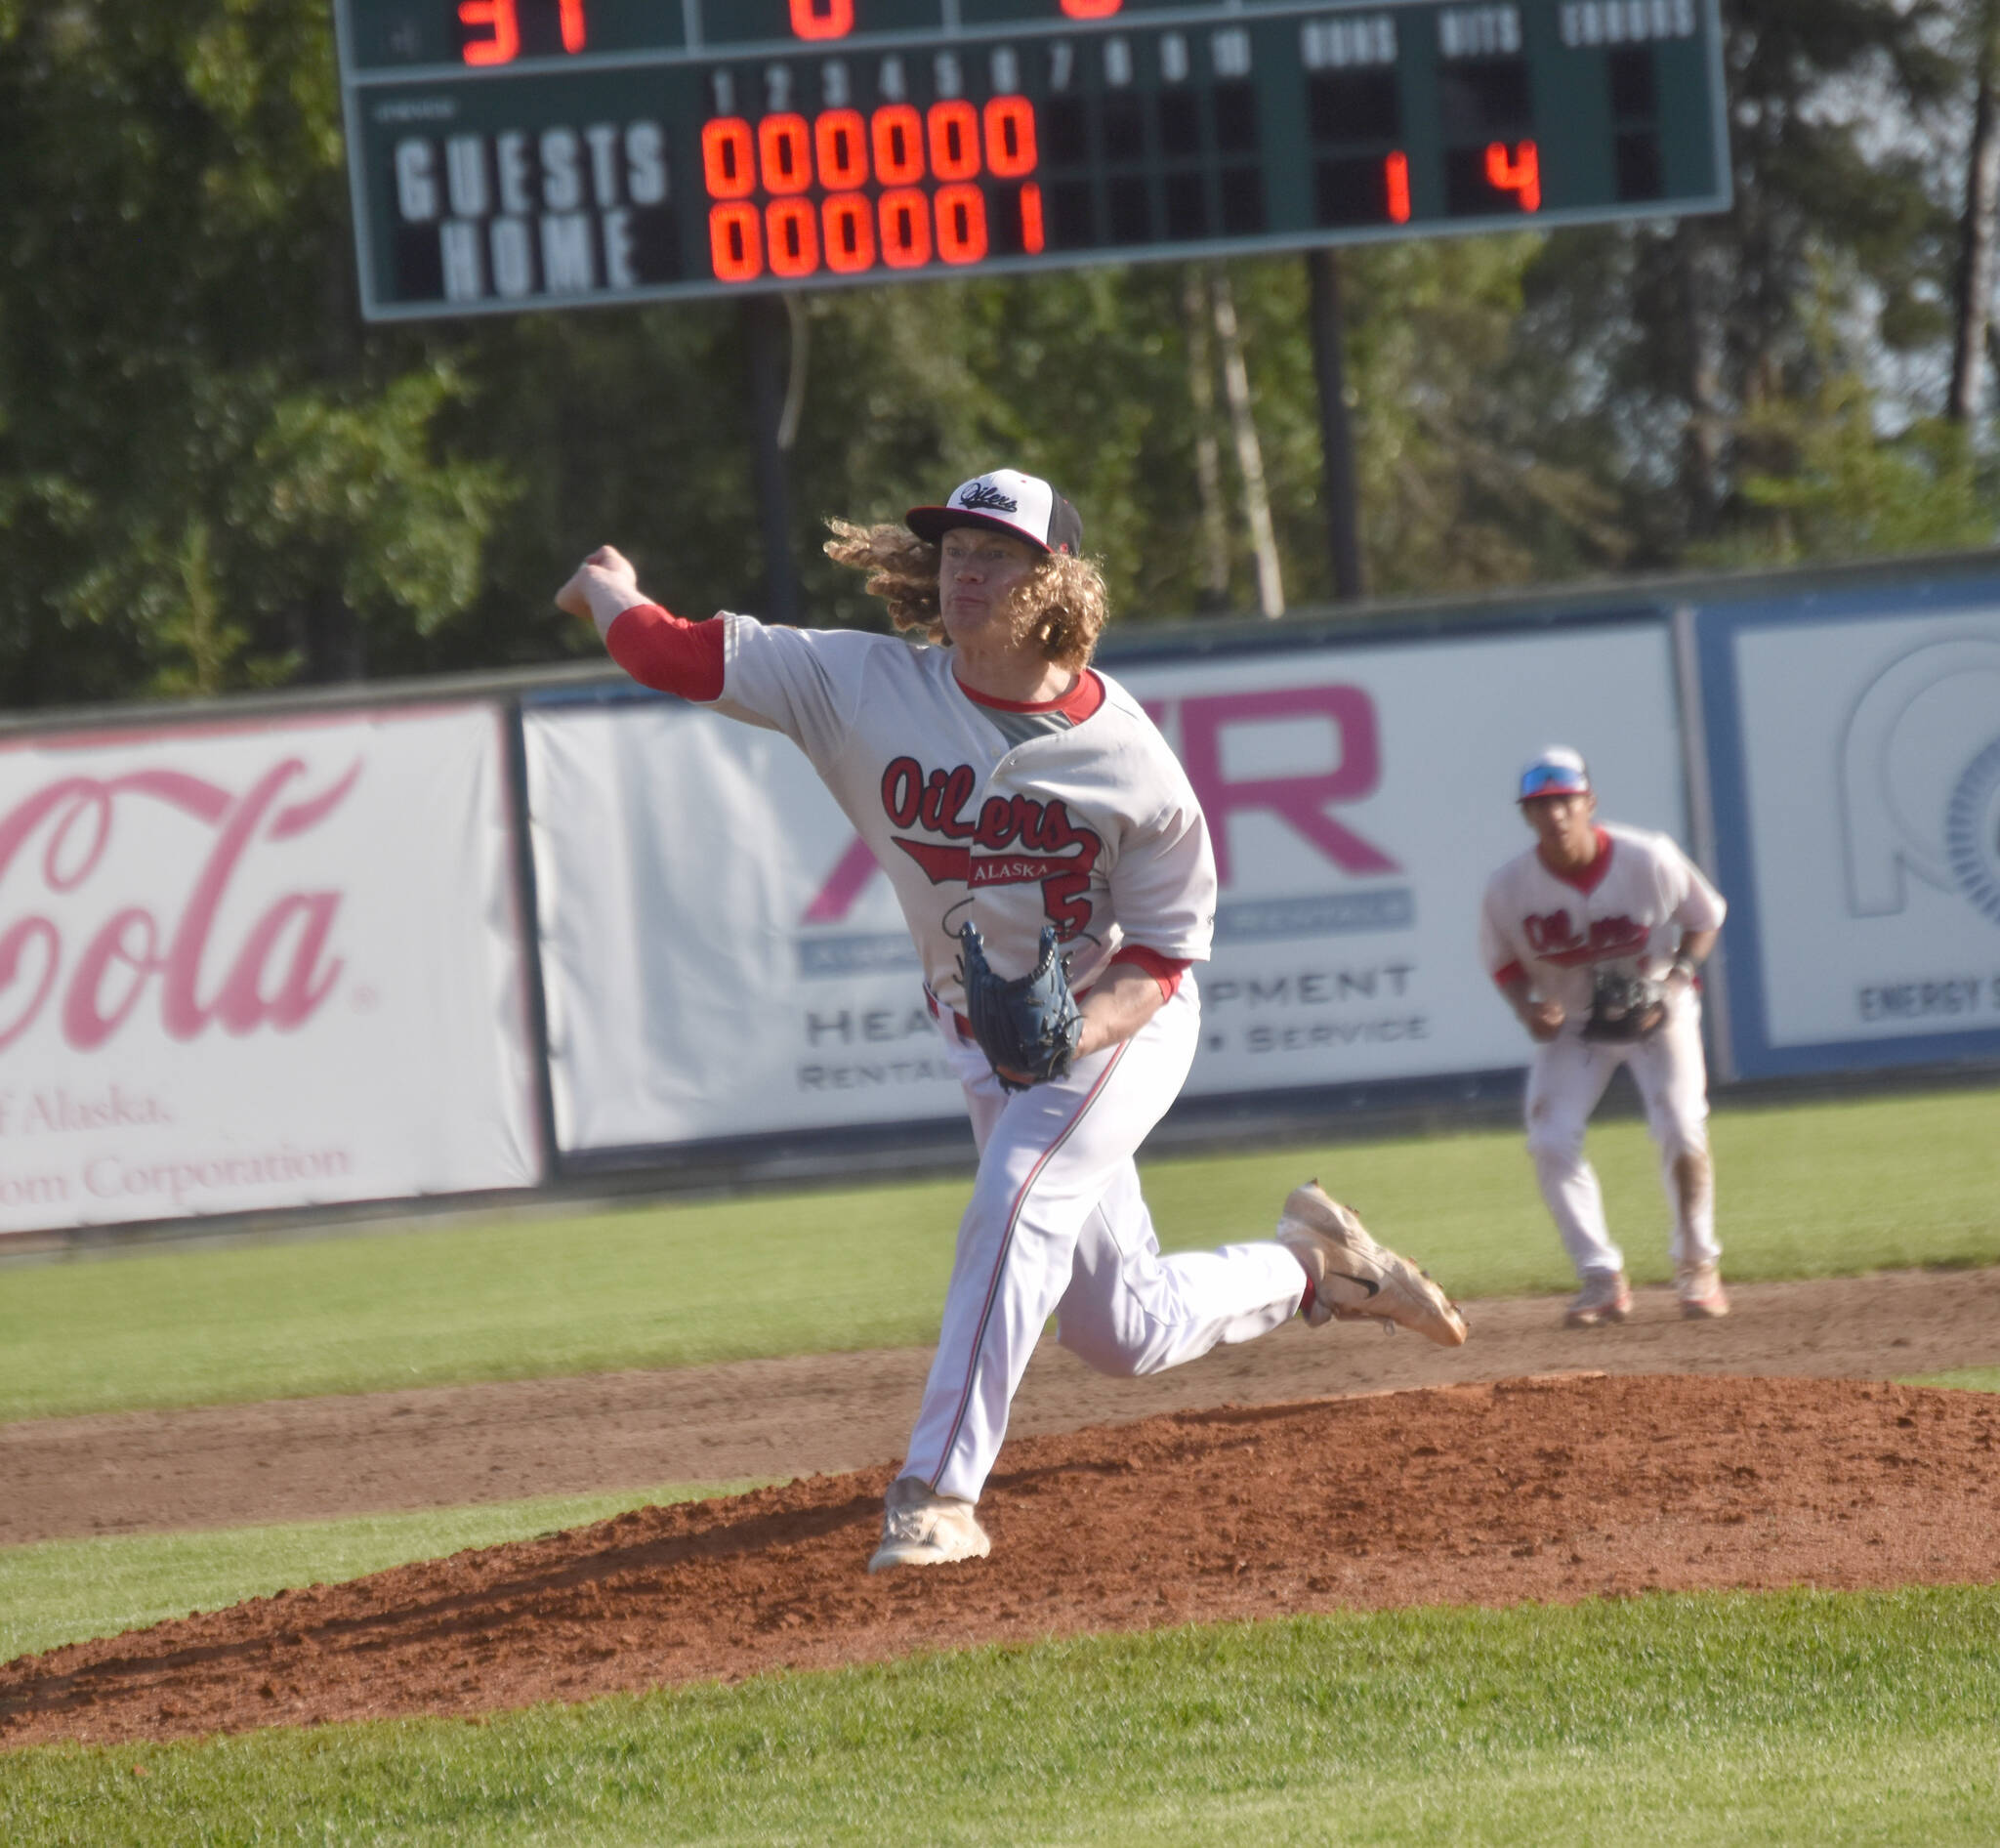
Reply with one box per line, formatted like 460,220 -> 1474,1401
334,0 -> 1729,319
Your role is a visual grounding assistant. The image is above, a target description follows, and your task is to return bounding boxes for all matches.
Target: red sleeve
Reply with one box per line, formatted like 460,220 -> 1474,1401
604,603 -> 726,702
1108,944 -> 1192,1003
1491,960 -> 1526,987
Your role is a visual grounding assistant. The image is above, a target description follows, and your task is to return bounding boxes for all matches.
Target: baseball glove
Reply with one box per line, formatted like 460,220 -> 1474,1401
1580,967 -> 1667,1042
958,922 -> 1084,1091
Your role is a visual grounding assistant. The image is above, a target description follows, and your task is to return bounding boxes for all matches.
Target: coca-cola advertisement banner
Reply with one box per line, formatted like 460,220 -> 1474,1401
0,705 -> 543,1234
526,616 -> 1687,1155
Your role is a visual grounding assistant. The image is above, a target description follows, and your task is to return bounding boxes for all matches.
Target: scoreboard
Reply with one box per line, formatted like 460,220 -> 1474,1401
333,0 -> 1730,320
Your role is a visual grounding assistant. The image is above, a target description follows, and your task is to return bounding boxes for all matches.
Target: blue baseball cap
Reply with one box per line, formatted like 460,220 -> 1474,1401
1518,746 -> 1591,801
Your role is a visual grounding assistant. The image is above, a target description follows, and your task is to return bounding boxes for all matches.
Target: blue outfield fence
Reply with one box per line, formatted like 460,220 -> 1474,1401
1688,571 -> 2000,1081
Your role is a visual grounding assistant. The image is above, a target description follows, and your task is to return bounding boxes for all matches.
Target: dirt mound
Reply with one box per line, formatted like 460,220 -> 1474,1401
7,1372 -> 2000,1751
15,1267 -> 2000,1549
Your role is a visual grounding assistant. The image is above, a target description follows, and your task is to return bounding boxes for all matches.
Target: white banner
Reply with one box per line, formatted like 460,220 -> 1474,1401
0,705 -> 542,1231
1727,605 -> 2000,1055
528,620 -> 1687,1153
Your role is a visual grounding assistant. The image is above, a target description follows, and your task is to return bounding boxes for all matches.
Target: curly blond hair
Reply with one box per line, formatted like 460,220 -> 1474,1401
824,519 -> 1109,671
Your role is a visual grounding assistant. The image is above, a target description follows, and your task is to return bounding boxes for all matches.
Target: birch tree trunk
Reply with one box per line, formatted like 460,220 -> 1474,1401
1949,0 -> 2000,422
1210,271 -> 1285,618
1181,267 -> 1232,610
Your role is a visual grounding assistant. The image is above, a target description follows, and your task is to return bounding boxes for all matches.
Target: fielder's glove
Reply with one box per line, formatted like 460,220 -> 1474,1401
958,922 -> 1084,1092
1580,967 -> 1667,1042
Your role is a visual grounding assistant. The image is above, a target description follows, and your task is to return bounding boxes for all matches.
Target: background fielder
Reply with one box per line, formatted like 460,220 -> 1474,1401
560,467 -> 1466,1573
1479,747 -> 1729,1327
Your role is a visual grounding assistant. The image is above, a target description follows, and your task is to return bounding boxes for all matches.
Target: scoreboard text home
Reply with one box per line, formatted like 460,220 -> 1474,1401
333,0 -> 1729,319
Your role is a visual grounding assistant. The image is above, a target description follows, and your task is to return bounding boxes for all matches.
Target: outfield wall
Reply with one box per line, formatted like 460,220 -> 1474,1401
1686,576 -> 2000,1080
523,615 -> 1688,1159
0,555 -> 1995,1237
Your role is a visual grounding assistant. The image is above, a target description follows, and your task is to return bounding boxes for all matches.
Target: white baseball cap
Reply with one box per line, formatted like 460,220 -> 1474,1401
906,469 -> 1083,555
1518,746 -> 1591,801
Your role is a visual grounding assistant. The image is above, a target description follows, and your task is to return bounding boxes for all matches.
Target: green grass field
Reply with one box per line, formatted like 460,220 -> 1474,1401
0,1482 -> 761,1667
3,1087 -> 1996,1424
4,1086 -> 1999,1843
7,1591 -> 2000,1845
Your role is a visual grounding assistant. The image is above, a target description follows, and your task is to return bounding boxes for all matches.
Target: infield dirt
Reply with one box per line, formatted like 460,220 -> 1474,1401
5,1269 -> 2000,1750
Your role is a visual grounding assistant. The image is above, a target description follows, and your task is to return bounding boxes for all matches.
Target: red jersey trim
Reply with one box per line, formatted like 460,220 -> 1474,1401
1537,827 -> 1614,895
1490,960 -> 1526,987
956,668 -> 1105,722
604,603 -> 726,702
1107,943 -> 1189,1002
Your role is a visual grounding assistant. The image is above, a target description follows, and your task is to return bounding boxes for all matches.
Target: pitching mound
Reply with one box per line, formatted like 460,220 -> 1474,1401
6,1371 -> 1999,1751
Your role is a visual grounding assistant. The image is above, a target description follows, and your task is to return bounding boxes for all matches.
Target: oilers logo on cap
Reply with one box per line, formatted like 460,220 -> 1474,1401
907,469 -> 1084,555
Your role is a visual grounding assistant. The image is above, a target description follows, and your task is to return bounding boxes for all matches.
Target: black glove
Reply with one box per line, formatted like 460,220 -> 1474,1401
1580,967 -> 1667,1042
958,923 -> 1084,1091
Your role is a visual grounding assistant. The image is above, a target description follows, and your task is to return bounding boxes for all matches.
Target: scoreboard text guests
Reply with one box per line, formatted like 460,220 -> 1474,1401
333,0 -> 1730,319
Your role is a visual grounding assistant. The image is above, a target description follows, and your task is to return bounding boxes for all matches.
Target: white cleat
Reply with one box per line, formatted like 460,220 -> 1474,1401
1676,1264 -> 1729,1321
867,1475 -> 992,1573
1563,1270 -> 1634,1328
1275,1181 -> 1469,1348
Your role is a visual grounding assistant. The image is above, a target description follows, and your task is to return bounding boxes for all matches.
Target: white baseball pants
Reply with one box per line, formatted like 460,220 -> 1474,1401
1523,995 -> 1719,1281
902,979 -> 1308,1505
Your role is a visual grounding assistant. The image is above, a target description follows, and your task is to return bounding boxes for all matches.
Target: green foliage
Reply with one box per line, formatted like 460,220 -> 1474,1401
0,0 -> 513,697
2,0 -> 1995,704
1709,377 -> 2000,565
1,1086 -> 1994,1423
7,1589 -> 2000,1843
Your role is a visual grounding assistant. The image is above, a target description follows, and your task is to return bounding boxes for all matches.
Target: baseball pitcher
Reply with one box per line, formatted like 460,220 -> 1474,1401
560,468 -> 1468,1573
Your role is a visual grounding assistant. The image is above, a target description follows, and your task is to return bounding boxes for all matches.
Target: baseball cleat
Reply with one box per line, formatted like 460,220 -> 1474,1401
1275,1181 -> 1468,1347
1677,1265 -> 1729,1320
1563,1271 -> 1633,1328
867,1475 -> 992,1573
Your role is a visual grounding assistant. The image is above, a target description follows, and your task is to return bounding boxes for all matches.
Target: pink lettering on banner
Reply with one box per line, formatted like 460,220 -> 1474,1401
802,683 -> 1398,921
1173,688 -> 1397,884
803,835 -> 881,924
0,756 -> 357,1053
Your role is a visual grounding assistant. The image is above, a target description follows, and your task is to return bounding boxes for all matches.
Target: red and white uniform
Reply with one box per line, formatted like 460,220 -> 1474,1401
1479,822 -> 1728,1282
589,590 -> 1307,1504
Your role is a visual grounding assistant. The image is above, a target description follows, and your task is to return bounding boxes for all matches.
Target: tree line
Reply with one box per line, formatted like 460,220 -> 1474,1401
2,0 -> 1996,707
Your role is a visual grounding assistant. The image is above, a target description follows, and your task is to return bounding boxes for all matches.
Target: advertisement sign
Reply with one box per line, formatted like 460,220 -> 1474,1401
527,614 -> 1688,1155
1695,580 -> 2000,1077
0,706 -> 542,1232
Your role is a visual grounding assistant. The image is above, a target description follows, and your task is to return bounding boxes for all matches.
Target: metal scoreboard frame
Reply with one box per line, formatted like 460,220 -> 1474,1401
333,0 -> 1731,321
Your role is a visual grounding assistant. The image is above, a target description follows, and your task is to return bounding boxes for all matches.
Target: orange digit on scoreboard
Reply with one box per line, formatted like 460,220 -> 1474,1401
1484,141 -> 1541,212
708,201 -> 763,281
878,187 -> 932,268
458,0 -> 519,65
698,94 -> 1046,282
815,109 -> 870,189
982,97 -> 1037,178
701,117 -> 757,199
758,113 -> 813,194
788,0 -> 854,39
1020,182 -> 1046,253
872,105 -> 926,186
766,197 -> 820,276
927,101 -> 981,182
822,191 -> 876,273
934,183 -> 988,263
1386,151 -> 1411,223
